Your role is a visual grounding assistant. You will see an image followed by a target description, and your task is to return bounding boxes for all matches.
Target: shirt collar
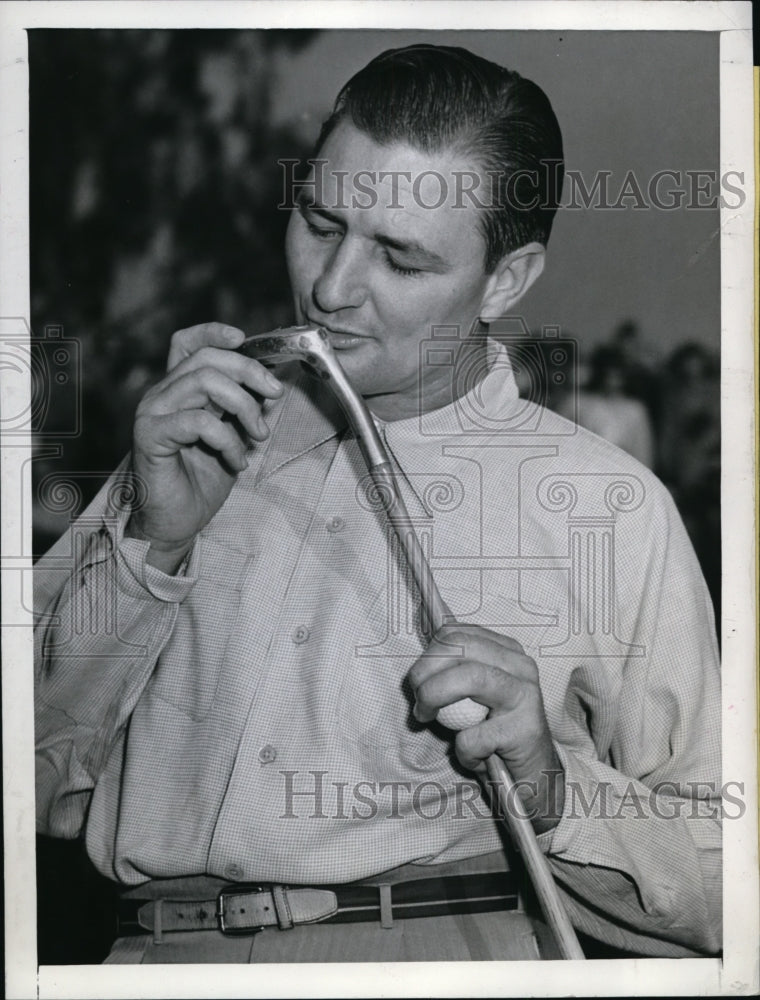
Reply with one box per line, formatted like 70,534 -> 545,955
252,365 -> 346,483
252,338 -> 520,500
374,338 -> 521,511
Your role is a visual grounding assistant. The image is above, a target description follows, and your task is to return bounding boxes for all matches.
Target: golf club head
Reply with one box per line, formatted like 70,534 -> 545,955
238,324 -> 388,469
239,325 -> 335,377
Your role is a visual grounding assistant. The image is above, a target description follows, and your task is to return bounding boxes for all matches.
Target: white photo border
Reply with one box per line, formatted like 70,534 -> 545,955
1,2 -> 756,998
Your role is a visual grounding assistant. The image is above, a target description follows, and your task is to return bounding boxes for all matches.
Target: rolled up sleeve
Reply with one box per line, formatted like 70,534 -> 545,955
535,487 -> 722,956
35,478 -> 198,838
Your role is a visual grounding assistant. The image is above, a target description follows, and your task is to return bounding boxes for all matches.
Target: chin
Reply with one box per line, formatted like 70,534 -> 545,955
331,347 -> 374,378
334,362 -> 386,397
338,366 -> 379,395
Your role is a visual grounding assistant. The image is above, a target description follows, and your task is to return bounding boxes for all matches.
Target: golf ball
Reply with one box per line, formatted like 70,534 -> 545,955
436,698 -> 489,731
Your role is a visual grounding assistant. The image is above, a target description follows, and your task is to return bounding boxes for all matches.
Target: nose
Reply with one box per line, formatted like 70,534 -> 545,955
311,237 -> 366,314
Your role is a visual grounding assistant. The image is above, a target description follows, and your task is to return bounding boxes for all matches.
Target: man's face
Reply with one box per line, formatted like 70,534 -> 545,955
285,121 -> 496,419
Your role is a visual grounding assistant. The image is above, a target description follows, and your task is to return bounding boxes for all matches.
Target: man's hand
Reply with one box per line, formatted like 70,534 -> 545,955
127,322 -> 284,572
408,624 -> 564,833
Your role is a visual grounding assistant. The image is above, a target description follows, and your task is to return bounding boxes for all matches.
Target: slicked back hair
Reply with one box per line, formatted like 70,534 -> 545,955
315,44 -> 565,273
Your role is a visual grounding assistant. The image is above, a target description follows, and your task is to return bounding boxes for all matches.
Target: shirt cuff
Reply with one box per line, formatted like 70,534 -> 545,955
536,740 -> 591,859
540,741 -> 641,869
102,508 -> 199,603
535,826 -> 556,855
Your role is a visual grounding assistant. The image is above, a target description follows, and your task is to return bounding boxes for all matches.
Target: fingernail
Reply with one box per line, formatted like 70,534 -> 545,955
265,372 -> 282,391
258,417 -> 270,437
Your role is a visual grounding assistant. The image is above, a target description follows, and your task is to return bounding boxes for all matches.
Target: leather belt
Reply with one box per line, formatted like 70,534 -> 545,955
117,872 -> 519,938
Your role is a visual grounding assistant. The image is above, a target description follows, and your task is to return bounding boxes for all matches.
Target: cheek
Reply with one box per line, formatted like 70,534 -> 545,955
285,216 -> 323,298
437,274 -> 488,320
379,279 -> 484,339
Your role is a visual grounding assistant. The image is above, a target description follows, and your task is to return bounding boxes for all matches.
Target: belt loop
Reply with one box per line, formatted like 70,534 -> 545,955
378,883 -> 393,930
272,885 -> 294,930
153,899 -> 164,945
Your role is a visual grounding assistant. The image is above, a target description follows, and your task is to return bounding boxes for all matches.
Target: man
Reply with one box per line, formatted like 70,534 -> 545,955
35,45 -> 721,962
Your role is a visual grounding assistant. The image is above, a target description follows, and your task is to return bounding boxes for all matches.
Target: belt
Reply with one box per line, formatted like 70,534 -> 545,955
117,872 -> 519,939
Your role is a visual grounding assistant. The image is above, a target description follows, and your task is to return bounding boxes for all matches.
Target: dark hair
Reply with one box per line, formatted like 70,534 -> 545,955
586,345 -> 627,392
666,342 -> 717,381
316,44 -> 564,272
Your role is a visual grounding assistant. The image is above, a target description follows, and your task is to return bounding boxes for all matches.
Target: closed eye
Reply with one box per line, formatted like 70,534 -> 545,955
384,253 -> 423,278
299,200 -> 424,277
299,201 -> 342,240
304,217 -> 341,240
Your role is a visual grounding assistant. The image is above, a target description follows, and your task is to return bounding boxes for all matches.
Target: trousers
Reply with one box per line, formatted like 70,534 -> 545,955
104,851 -> 555,963
105,910 -> 544,963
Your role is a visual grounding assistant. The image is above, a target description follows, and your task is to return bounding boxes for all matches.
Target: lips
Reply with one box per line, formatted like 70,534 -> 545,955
307,318 -> 369,350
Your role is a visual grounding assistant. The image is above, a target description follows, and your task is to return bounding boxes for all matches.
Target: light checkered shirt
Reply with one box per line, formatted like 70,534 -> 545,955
35,343 -> 721,956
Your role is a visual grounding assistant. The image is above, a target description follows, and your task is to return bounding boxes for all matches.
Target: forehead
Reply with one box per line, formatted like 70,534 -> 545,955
311,121 -> 488,259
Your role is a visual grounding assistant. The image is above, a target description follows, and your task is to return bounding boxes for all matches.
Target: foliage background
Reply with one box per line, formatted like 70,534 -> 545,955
30,29 -> 316,550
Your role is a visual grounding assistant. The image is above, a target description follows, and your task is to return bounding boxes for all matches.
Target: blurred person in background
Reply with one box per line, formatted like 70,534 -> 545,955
611,319 -> 663,434
555,344 -> 654,468
658,342 -> 721,620
33,44 -> 721,965
658,342 -> 720,484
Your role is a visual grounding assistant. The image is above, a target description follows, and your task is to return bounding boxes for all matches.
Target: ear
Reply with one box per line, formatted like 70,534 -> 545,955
478,242 -> 546,322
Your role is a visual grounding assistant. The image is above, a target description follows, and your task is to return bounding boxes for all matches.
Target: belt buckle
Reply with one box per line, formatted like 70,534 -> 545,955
216,883 -> 269,936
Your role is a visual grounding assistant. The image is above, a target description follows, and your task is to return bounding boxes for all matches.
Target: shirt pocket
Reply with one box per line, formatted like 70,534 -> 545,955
337,584 -> 557,773
146,537 -> 253,721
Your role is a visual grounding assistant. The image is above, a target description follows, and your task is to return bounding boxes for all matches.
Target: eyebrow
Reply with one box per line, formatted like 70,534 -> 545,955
374,233 -> 449,270
298,193 -> 451,271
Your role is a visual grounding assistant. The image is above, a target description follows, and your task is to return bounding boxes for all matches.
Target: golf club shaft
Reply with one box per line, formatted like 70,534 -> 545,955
240,326 -> 584,960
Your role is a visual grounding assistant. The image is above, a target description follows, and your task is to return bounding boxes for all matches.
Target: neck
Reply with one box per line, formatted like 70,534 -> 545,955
366,336 -> 490,423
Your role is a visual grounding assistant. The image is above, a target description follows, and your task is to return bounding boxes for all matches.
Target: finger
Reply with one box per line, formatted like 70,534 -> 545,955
147,409 -> 249,472
436,623 -> 526,657
413,659 -> 529,723
454,715 -> 522,771
167,323 -> 245,372
147,369 -> 270,442
453,713 -> 553,773
163,347 -> 284,401
408,631 -> 533,692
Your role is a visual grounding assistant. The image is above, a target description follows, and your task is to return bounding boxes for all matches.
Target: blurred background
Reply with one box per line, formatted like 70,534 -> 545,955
30,29 -> 721,622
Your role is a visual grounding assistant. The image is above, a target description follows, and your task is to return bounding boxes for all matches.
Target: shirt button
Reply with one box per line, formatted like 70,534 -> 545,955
224,864 -> 244,880
258,744 -> 277,764
292,625 -> 310,644
326,516 -> 345,533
